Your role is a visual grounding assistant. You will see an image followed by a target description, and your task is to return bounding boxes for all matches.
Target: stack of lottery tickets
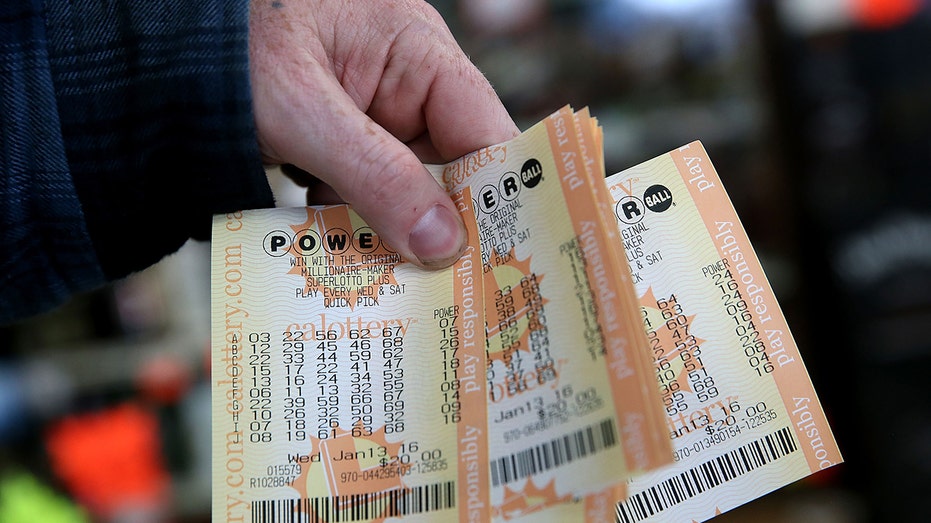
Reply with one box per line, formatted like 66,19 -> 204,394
211,106 -> 841,522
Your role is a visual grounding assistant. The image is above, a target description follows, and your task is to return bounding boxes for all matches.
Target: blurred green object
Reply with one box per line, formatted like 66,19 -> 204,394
0,471 -> 89,523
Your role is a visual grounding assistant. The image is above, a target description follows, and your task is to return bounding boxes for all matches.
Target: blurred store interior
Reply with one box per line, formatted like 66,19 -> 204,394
1,0 -> 930,521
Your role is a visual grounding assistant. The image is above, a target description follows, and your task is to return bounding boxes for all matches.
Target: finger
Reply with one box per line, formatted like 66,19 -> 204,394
425,58 -> 521,160
368,6 -> 520,161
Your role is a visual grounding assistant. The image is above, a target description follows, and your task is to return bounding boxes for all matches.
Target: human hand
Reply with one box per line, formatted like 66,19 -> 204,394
249,0 -> 519,268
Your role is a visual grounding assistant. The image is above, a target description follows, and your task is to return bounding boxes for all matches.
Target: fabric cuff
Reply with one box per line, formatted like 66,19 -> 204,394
45,0 -> 275,280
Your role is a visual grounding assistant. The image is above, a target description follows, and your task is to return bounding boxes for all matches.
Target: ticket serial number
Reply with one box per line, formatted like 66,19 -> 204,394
339,465 -> 414,484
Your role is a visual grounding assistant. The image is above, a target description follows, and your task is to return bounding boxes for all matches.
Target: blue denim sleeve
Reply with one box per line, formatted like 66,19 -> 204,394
1,0 -> 274,323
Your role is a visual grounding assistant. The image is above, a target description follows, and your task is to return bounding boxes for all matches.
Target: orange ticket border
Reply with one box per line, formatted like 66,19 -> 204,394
670,141 -> 841,472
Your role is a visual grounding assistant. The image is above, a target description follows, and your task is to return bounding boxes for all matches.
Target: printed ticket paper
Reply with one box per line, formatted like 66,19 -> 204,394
430,106 -> 672,520
598,141 -> 842,522
493,141 -> 842,523
211,106 -> 840,522
212,195 -> 492,522
505,141 -> 844,522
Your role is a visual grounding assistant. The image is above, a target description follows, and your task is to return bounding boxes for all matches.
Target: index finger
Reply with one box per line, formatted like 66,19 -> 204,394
366,7 -> 519,161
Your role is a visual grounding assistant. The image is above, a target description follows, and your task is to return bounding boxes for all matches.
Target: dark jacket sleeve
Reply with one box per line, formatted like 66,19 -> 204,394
1,0 -> 274,323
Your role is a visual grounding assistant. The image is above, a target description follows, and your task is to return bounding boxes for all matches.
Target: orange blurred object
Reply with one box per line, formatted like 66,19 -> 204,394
136,353 -> 193,405
45,404 -> 170,519
852,0 -> 922,28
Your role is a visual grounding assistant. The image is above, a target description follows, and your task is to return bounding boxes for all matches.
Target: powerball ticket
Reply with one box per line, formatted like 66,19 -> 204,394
599,142 -> 843,522
211,194 -> 491,522
430,106 -> 669,518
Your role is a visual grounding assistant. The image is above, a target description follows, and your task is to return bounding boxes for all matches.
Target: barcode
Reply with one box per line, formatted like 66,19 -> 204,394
490,418 -> 618,487
616,427 -> 798,523
250,481 -> 455,523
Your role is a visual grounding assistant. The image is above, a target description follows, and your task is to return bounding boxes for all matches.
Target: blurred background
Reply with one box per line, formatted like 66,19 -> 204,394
2,0 -> 930,521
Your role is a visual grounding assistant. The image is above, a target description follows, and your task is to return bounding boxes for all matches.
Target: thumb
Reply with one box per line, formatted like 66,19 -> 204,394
255,72 -> 467,269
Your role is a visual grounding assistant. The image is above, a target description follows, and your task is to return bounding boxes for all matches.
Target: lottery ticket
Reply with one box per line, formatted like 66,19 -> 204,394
212,193 -> 491,522
600,142 -> 842,522
430,106 -> 671,519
